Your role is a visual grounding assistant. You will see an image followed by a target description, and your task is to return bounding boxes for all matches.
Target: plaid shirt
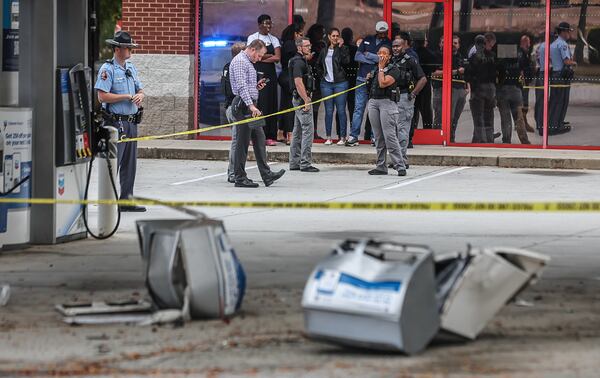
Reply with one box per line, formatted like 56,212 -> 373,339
229,50 -> 258,107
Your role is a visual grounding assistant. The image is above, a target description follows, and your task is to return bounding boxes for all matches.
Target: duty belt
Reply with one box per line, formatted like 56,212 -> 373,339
112,114 -> 137,122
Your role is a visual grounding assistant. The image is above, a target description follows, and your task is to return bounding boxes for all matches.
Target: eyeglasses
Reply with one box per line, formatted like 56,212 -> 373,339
303,44 -> 312,48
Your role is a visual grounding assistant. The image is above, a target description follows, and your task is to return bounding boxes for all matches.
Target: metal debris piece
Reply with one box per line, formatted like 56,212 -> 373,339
0,285 -> 10,306
302,239 -> 439,355
55,299 -> 152,317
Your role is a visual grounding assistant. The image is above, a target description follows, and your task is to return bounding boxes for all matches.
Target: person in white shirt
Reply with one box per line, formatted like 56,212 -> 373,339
247,14 -> 281,146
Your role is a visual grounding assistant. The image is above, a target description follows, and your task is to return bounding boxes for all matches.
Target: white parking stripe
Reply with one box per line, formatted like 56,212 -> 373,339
171,163 -> 275,186
383,167 -> 471,190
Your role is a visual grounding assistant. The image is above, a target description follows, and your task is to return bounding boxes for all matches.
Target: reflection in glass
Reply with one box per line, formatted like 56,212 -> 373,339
198,0 -> 287,131
452,0 -> 546,145
548,2 -> 600,146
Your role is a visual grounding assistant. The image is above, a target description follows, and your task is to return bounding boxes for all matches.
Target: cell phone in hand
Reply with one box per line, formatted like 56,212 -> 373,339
263,78 -> 270,84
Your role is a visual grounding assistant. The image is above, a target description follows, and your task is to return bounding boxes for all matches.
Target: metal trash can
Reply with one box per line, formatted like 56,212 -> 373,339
302,239 -> 440,354
136,216 -> 246,319
436,247 -> 549,339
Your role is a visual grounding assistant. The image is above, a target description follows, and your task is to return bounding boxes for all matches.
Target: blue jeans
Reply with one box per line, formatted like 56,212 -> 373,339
350,78 -> 368,139
320,80 -> 349,138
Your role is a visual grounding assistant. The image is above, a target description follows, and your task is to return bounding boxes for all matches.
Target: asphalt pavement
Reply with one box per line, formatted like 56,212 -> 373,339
1,160 -> 599,377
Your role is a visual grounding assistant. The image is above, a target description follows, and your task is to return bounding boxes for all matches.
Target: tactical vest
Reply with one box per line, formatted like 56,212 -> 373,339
289,54 -> 316,94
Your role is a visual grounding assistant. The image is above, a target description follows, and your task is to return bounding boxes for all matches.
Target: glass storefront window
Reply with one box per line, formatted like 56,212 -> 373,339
451,0 -> 547,145
548,1 -> 600,147
198,0 -> 288,133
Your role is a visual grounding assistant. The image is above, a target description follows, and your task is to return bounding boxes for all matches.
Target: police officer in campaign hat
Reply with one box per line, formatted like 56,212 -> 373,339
366,45 -> 412,176
391,36 -> 427,168
548,21 -> 576,135
95,31 -> 146,212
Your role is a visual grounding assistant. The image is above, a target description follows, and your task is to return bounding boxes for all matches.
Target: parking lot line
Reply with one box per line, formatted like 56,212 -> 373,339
171,163 -> 275,186
383,167 -> 471,190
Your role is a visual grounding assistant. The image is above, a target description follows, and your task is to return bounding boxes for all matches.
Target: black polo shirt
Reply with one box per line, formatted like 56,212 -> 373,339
289,53 -> 313,93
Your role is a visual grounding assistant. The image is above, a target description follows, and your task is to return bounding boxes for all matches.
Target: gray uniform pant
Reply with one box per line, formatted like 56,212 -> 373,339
469,83 -> 496,143
116,120 -> 137,200
395,94 -> 413,166
433,86 -> 467,142
290,98 -> 314,169
496,84 -> 523,144
369,98 -> 405,172
226,106 -> 237,181
229,109 -> 272,183
548,71 -> 570,130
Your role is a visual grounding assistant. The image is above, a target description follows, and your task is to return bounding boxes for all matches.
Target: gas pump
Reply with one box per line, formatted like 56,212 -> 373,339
55,63 -> 121,241
54,64 -> 93,241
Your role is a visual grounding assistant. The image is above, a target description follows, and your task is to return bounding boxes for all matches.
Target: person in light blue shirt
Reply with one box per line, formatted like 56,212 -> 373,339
95,31 -> 146,212
548,22 -> 576,134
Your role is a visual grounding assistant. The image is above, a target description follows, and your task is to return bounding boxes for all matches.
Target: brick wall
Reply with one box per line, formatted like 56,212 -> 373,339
121,0 -> 195,55
121,0 -> 196,138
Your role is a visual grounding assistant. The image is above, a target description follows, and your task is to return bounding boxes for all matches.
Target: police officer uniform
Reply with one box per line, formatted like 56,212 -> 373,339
548,22 -> 574,134
289,51 -> 318,171
95,31 -> 145,211
366,61 -> 407,176
533,41 -> 547,132
431,46 -> 468,142
466,38 -> 498,143
392,52 -> 426,166
496,47 -> 529,144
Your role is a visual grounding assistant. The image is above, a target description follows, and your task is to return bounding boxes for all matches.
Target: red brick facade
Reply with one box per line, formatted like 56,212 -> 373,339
121,0 -> 195,54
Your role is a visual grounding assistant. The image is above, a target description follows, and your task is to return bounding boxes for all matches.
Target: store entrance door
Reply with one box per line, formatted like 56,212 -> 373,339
383,0 -> 453,145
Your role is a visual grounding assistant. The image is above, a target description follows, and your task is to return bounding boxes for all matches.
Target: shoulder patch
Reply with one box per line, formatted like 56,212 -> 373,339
101,70 -> 108,81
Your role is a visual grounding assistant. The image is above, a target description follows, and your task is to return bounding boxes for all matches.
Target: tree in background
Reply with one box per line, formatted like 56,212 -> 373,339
98,0 -> 122,60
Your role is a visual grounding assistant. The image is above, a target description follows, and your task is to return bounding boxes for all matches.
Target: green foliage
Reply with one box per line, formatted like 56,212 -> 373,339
98,0 -> 122,60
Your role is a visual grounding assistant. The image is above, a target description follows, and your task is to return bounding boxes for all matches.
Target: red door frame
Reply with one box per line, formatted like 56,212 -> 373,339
194,0 -> 600,150
384,0 -> 450,146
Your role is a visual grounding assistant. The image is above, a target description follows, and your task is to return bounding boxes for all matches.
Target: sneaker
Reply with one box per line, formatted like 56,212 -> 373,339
324,139 -> 332,145
345,137 -> 359,147
336,138 -> 346,145
398,169 -> 407,176
266,139 -> 277,146
368,169 -> 387,175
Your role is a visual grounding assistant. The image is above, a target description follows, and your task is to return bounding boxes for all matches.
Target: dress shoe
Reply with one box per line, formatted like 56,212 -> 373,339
548,125 -> 572,136
398,169 -> 407,176
368,169 -> 387,175
290,166 -> 300,171
120,205 -> 147,212
300,166 -> 320,172
264,169 -> 286,187
234,178 -> 259,188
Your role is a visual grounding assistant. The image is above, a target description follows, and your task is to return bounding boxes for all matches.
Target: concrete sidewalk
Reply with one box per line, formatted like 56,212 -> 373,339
138,140 -> 600,170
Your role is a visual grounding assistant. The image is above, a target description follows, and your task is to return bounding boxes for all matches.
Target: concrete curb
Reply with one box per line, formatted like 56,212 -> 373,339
137,141 -> 600,170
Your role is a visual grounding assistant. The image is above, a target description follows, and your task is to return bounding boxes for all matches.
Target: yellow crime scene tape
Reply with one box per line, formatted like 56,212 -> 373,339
2,197 -> 600,212
119,82 -> 367,144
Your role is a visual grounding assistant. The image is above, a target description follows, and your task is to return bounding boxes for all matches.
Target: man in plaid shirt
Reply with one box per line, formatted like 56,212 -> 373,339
229,39 -> 285,188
